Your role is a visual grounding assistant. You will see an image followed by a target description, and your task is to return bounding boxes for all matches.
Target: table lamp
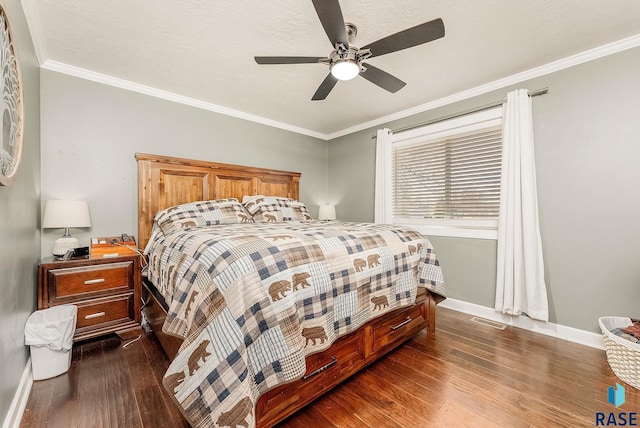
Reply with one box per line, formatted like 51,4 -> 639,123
318,205 -> 337,221
42,200 -> 91,257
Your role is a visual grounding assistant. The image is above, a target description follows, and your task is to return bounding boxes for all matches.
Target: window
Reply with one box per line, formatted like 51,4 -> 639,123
376,107 -> 502,239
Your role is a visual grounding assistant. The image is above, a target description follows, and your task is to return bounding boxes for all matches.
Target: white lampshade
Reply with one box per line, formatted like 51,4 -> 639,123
318,205 -> 337,221
43,200 -> 91,257
43,200 -> 91,228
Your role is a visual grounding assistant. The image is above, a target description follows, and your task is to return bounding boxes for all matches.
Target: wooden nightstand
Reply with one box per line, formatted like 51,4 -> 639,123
38,255 -> 141,342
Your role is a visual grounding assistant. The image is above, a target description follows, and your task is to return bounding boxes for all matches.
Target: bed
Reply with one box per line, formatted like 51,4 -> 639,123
136,153 -> 446,428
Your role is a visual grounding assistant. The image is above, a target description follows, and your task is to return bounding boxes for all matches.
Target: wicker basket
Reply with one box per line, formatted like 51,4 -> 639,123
599,316 -> 640,390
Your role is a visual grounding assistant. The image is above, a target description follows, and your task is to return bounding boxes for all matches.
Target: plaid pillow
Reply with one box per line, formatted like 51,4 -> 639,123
155,198 -> 252,235
242,195 -> 312,222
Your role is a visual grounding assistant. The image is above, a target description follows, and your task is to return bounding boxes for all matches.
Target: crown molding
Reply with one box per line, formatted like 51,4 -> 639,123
20,0 -> 640,143
40,60 -> 328,140
326,33 -> 640,139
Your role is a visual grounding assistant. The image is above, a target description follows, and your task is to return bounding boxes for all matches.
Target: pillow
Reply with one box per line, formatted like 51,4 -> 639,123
242,195 -> 312,222
154,198 -> 252,235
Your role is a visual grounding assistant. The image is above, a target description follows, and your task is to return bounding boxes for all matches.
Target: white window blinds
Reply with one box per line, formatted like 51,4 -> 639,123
392,126 -> 502,220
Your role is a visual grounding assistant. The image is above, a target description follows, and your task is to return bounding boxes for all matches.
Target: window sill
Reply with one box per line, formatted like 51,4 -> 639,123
396,222 -> 498,240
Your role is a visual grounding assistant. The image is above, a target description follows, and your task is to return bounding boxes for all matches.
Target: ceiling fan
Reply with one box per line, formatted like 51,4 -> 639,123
254,0 -> 445,100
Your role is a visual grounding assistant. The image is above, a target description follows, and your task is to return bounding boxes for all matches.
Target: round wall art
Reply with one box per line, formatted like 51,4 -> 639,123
0,4 -> 23,187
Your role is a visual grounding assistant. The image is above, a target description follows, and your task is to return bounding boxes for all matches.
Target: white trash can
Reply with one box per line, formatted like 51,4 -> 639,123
24,305 -> 77,380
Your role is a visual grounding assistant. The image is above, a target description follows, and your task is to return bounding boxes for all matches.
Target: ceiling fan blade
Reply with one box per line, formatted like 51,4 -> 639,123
312,74 -> 339,100
311,0 -> 349,47
254,56 -> 324,65
362,18 -> 445,58
360,63 -> 406,93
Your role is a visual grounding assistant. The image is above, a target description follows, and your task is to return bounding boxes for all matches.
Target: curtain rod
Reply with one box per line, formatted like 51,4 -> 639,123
371,87 -> 549,138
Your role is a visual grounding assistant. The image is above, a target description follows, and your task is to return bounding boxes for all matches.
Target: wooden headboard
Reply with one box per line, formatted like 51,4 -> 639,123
136,153 -> 300,250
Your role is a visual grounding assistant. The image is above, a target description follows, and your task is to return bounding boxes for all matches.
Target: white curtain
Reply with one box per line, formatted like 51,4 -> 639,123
495,89 -> 549,321
374,128 -> 393,224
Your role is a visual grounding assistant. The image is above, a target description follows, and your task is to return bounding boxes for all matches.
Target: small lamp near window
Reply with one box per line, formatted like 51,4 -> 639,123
318,205 -> 337,221
42,200 -> 91,257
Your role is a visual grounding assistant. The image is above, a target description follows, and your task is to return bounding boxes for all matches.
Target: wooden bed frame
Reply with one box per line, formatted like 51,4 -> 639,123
136,153 -> 436,427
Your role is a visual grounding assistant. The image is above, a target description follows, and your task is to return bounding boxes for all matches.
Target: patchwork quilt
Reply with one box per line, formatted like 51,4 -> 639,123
145,220 -> 446,427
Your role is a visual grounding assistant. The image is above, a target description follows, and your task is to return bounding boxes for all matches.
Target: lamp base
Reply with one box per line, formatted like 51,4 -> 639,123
52,236 -> 80,258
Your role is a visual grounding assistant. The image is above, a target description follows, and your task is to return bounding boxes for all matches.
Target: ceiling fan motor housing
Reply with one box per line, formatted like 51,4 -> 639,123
334,43 -> 370,62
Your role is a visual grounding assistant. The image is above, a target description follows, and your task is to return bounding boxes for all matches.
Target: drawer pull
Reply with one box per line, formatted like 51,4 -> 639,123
390,316 -> 412,331
84,312 -> 106,320
84,278 -> 105,285
302,356 -> 338,380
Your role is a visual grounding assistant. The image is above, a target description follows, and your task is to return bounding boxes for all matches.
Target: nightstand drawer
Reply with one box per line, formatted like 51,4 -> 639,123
39,255 -> 142,342
75,294 -> 133,328
48,261 -> 133,302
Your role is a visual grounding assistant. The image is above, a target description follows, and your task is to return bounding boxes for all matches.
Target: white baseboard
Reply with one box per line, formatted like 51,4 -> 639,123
439,298 -> 605,350
2,358 -> 33,428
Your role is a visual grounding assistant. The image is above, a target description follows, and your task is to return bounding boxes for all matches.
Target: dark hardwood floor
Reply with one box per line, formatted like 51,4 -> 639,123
20,307 -> 639,427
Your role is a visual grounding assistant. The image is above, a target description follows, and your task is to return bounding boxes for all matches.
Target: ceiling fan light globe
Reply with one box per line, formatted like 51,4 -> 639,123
331,60 -> 359,80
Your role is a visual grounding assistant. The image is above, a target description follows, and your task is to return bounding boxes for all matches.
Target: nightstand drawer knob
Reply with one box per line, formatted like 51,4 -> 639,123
84,278 -> 106,285
84,311 -> 106,320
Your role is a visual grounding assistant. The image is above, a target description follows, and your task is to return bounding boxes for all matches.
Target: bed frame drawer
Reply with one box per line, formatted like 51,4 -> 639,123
257,292 -> 431,427
370,302 -> 427,353
258,330 -> 366,427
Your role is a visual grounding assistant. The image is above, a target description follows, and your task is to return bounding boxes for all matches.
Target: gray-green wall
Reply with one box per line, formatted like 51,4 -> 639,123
5,7 -> 638,424
40,70 -> 328,257
329,46 -> 640,333
0,0 -> 40,423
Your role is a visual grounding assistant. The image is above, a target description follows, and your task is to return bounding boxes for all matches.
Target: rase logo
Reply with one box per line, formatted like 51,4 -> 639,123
609,383 -> 626,408
596,383 -> 637,426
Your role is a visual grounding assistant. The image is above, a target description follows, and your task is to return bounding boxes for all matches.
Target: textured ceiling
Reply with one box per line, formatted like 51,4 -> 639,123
26,0 -> 640,137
